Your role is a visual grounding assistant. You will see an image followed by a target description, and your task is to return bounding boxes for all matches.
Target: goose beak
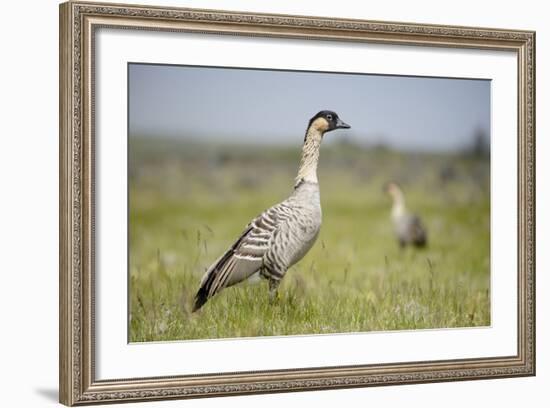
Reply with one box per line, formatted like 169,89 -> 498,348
336,118 -> 351,129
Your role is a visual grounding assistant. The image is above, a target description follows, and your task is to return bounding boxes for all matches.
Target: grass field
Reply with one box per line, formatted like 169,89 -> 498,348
129,138 -> 490,342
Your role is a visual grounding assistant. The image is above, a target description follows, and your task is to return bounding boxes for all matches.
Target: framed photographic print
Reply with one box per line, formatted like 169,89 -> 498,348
59,1 -> 536,405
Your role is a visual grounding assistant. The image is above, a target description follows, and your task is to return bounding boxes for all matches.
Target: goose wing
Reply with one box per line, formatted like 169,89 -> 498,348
193,203 -> 289,311
408,214 -> 427,246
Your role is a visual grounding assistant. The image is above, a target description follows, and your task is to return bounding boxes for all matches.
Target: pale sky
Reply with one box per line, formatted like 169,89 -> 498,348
129,63 -> 490,152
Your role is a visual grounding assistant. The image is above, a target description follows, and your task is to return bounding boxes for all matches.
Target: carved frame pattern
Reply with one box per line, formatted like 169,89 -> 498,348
59,1 -> 535,405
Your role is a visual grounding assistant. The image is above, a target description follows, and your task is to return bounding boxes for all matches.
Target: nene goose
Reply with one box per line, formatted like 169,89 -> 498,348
192,110 -> 351,311
384,182 -> 427,248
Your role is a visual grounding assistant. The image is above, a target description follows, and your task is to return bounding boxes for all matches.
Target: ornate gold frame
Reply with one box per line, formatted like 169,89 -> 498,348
59,1 -> 536,405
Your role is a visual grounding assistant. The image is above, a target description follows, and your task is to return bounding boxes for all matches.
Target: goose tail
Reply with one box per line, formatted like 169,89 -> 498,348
192,286 -> 209,312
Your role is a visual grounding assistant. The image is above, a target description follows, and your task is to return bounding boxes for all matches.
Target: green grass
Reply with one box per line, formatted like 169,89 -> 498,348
129,139 -> 490,342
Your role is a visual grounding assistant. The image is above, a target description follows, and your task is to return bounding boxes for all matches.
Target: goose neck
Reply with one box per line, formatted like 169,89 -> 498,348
295,127 -> 323,186
391,195 -> 406,220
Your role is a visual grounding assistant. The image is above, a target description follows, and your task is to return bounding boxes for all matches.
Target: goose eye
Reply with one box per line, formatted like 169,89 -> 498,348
326,114 -> 333,121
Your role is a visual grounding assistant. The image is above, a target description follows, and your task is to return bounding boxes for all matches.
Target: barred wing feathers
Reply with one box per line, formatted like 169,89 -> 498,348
192,203 -> 290,311
396,213 -> 427,248
263,208 -> 320,281
409,214 -> 427,247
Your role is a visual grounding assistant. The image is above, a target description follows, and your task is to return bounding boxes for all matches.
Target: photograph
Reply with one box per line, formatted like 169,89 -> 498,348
128,63 -> 491,342
58,2 -> 535,404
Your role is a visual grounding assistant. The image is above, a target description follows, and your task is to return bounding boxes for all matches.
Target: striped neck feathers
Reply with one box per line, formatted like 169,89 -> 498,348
391,192 -> 407,220
295,124 -> 324,186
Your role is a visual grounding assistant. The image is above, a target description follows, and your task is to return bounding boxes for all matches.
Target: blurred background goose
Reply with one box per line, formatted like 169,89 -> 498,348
384,182 -> 427,248
193,110 -> 351,311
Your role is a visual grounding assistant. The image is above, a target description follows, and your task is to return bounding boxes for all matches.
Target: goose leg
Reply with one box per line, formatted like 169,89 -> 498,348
268,279 -> 280,303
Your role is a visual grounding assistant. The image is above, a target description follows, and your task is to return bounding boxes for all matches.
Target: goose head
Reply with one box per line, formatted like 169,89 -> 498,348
307,110 -> 351,136
384,182 -> 404,201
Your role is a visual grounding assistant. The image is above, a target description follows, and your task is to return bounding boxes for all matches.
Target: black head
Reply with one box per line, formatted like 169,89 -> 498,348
307,110 -> 351,135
